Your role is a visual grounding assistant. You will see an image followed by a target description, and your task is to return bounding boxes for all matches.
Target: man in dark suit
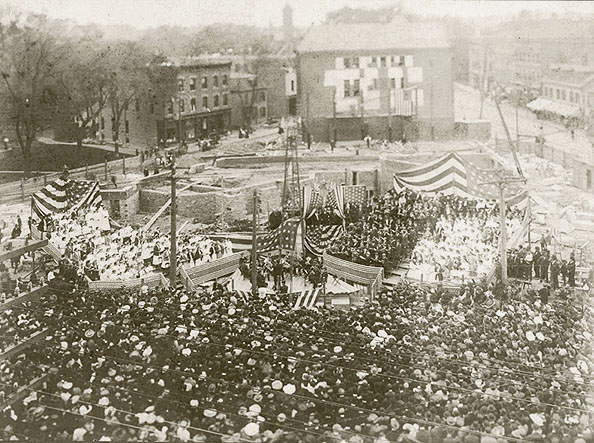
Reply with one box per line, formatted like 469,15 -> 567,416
567,252 -> 576,287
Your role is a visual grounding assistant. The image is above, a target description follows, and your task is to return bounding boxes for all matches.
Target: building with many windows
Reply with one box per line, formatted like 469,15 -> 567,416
296,17 -> 454,141
99,57 -> 232,148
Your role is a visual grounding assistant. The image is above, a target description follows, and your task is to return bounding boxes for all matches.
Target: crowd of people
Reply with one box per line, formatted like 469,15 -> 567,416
37,206 -> 233,282
408,207 -> 522,283
508,243 -> 577,289
328,189 -> 524,276
1,275 -> 593,442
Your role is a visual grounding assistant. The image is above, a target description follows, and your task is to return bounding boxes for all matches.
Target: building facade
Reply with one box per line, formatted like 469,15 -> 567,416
229,73 -> 269,129
296,18 -> 455,142
469,18 -> 594,93
99,58 -> 232,148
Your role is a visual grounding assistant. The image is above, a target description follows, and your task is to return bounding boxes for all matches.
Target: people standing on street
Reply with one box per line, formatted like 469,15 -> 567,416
567,252 -> 576,287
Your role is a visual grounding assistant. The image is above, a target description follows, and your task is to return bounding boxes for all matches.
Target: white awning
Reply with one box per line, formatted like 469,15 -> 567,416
527,98 -> 581,118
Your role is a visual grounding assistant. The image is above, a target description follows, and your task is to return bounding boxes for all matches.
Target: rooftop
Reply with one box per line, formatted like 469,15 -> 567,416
158,56 -> 232,69
297,19 -> 450,53
543,68 -> 594,87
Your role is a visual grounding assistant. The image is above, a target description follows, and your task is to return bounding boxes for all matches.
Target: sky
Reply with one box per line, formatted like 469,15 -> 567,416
2,0 -> 593,29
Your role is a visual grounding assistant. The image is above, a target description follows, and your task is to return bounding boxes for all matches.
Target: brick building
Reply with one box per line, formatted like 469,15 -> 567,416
99,57 -> 232,148
295,17 -> 455,142
229,73 -> 268,129
469,18 -> 594,94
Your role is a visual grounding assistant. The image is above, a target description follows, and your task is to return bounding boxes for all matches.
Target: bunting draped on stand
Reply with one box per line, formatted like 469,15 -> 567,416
31,178 -> 102,220
257,217 -> 301,253
393,152 -> 528,207
304,225 -> 344,257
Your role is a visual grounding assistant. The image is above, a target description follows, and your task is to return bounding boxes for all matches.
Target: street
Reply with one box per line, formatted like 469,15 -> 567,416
455,83 -> 594,165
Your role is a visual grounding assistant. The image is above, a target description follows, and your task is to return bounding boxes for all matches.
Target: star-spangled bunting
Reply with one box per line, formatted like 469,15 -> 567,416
257,217 -> 300,252
342,185 -> 367,206
304,224 -> 344,256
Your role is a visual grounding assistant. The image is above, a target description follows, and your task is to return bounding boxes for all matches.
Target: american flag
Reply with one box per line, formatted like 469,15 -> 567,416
304,224 -> 344,256
32,179 -> 102,219
342,185 -> 367,206
257,217 -> 300,252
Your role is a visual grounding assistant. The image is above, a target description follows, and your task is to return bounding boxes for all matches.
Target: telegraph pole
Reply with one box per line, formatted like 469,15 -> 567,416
251,189 -> 258,296
360,89 -> 365,139
332,87 -> 337,147
482,173 -> 527,287
388,89 -> 393,142
169,157 -> 177,287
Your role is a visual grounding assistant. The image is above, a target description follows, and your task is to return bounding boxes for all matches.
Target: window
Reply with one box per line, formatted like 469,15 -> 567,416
344,80 -> 351,97
380,56 -> 387,67
258,91 -> 266,102
369,78 -> 378,91
202,96 -> 208,109
576,93 -> 581,104
214,95 -> 219,107
352,57 -> 359,68
562,90 -> 567,100
353,79 -> 360,96
344,57 -> 351,68
570,91 -> 574,102
190,98 -> 196,111
190,78 -> 196,90
369,56 -> 377,67
556,89 -> 560,99
290,80 -> 295,92
222,75 -> 228,86
201,77 -> 208,88
390,78 -> 396,89
178,78 -> 184,92
167,100 -> 173,115
179,99 -> 185,113
259,107 -> 266,118
223,94 -> 228,106
213,75 -> 219,87
150,103 -> 154,114
100,117 -> 105,130
400,78 -> 405,89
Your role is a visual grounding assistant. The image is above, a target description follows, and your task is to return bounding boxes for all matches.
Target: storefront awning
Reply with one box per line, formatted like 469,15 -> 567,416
527,98 -> 581,118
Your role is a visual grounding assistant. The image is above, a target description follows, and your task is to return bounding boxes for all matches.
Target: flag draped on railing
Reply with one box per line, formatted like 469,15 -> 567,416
32,178 -> 102,219
304,225 -> 344,257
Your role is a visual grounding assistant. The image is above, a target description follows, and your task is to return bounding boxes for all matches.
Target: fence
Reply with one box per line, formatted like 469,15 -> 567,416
494,137 -> 582,171
322,252 -> 383,301
87,272 -> 167,290
181,251 -> 250,290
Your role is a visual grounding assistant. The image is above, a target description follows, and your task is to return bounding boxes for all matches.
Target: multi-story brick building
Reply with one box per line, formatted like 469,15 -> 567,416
295,17 -> 455,142
469,18 -> 594,93
99,57 -> 232,148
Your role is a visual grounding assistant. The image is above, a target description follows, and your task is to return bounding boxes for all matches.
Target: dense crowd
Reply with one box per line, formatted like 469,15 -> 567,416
37,206 -> 232,281
328,189 -> 523,275
0,277 -> 593,442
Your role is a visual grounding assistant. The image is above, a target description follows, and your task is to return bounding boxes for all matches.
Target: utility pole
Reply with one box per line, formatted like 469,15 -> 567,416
332,87 -> 337,147
169,157 -> 177,288
360,89 -> 365,139
251,189 -> 258,296
515,95 -> 519,147
494,96 -> 524,177
482,173 -> 527,287
387,88 -> 393,142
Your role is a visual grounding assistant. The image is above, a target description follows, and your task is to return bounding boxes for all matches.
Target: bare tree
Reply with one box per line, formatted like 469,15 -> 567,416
0,14 -> 63,176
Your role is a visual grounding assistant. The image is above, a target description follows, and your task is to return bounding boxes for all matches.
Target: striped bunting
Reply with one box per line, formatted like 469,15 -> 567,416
257,217 -> 300,253
304,225 -> 344,257
233,290 -> 251,302
293,288 -> 321,309
393,152 -> 528,206
32,179 -> 102,218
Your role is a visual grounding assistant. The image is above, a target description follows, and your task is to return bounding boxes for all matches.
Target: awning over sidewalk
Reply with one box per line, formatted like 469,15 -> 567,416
527,98 -> 581,118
